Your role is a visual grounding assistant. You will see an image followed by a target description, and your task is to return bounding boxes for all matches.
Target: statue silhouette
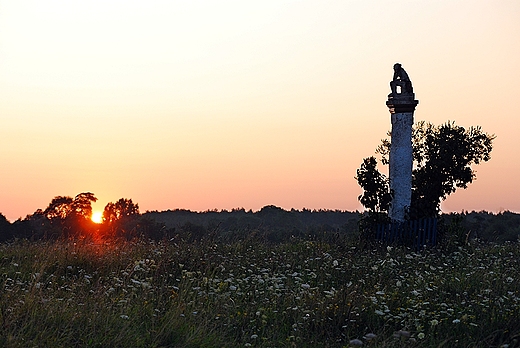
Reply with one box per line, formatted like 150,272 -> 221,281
389,63 -> 413,95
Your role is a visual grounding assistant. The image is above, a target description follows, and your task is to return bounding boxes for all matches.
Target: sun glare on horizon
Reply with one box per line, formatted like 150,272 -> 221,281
91,211 -> 103,224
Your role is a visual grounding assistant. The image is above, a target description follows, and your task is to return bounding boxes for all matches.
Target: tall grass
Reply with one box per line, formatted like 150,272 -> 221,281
1,238 -> 519,347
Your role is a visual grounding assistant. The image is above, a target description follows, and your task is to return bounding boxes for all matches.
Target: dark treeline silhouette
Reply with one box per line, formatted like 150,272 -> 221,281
0,193 -> 164,243
1,195 -> 519,244
145,205 -> 360,243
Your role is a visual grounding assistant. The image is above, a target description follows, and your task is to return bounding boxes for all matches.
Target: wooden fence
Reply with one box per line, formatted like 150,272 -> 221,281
376,217 -> 438,249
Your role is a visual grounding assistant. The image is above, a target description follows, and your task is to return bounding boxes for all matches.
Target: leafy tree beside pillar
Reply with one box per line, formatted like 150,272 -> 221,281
356,121 -> 495,219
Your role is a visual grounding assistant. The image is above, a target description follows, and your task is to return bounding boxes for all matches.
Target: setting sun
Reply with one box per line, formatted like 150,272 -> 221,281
91,211 -> 103,224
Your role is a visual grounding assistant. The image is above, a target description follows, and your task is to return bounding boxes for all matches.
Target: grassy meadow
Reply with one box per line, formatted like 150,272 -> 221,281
1,237 -> 519,347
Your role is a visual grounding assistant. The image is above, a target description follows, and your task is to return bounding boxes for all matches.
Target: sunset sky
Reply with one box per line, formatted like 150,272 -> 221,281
1,1 -> 519,221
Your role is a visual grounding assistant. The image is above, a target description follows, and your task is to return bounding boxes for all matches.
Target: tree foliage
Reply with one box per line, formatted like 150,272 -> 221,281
37,192 -> 99,238
103,198 -> 140,224
44,196 -> 74,220
357,121 -> 495,218
43,193 -> 97,222
355,157 -> 391,213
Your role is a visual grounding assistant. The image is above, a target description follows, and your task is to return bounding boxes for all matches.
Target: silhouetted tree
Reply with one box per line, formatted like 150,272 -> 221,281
71,192 -> 97,220
42,192 -> 98,238
44,193 -> 97,221
0,213 -> 12,242
355,157 -> 391,213
44,196 -> 74,220
357,121 -> 495,218
100,198 -> 140,240
102,198 -> 139,224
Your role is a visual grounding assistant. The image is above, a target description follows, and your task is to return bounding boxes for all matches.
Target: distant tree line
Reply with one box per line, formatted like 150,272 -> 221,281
0,193 -> 164,242
1,195 -> 518,244
145,205 -> 360,244
0,197 -> 360,243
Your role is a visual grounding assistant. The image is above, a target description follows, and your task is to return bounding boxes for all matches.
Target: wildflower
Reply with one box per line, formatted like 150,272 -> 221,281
363,333 -> 376,341
394,330 -> 410,338
430,319 -> 439,326
349,338 -> 363,346
417,332 -> 425,339
333,260 -> 339,267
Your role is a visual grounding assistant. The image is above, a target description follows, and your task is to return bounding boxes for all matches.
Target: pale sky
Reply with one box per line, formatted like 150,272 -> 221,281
1,1 -> 519,221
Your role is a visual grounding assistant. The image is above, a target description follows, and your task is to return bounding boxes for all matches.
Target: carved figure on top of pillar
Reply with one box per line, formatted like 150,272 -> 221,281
386,63 -> 418,113
388,63 -> 414,99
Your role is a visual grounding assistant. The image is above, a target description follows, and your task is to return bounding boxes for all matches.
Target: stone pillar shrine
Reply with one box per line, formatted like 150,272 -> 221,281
386,63 -> 418,222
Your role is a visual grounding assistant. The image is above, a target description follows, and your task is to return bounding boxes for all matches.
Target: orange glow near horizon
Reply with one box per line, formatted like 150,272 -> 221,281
1,1 -> 520,221
91,211 -> 103,224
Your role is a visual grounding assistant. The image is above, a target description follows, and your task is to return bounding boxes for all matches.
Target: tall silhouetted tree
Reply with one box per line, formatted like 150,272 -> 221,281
0,213 -> 12,242
356,121 -> 495,218
101,198 -> 140,239
103,198 -> 139,224
356,157 -> 392,213
42,192 -> 98,238
71,192 -> 97,220
44,196 -> 74,220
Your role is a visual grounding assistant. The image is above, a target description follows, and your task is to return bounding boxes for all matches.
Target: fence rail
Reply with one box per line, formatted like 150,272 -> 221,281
376,218 -> 438,249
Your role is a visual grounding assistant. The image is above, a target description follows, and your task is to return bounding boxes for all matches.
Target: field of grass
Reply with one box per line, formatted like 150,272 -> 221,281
1,237 -> 519,347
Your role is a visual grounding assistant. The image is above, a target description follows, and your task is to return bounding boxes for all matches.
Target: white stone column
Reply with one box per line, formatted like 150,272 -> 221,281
388,111 -> 414,221
386,63 -> 418,222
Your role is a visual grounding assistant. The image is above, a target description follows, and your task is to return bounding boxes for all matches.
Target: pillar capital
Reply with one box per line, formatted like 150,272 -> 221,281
386,98 -> 419,114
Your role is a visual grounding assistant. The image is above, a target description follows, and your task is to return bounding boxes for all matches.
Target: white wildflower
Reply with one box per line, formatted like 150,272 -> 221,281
363,333 -> 376,340
394,330 -> 410,338
349,338 -> 363,346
